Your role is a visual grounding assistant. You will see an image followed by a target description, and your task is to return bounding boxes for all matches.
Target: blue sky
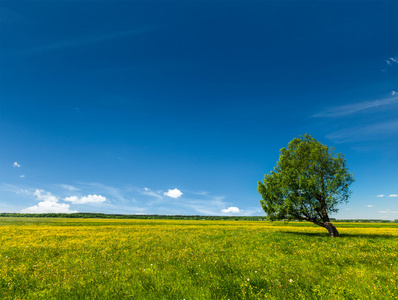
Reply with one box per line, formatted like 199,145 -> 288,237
1,0 -> 397,219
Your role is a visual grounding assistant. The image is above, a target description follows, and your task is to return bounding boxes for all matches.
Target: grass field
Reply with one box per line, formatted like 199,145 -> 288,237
0,218 -> 397,299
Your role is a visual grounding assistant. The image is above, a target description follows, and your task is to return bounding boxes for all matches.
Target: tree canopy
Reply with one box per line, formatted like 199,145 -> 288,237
258,134 -> 354,237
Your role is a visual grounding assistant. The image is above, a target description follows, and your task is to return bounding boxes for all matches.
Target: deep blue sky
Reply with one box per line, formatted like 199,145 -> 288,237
1,0 -> 397,219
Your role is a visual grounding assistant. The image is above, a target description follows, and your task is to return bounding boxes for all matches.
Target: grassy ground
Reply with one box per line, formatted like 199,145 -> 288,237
1,218 -> 397,299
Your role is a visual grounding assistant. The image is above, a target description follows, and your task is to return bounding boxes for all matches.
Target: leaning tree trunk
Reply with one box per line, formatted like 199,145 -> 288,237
324,222 -> 339,237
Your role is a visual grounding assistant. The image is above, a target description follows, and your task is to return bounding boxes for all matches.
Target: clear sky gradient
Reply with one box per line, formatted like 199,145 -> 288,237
1,0 -> 397,219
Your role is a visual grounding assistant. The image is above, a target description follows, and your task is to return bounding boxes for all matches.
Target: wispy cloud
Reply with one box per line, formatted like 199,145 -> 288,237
0,184 -> 28,194
53,183 -> 229,215
56,184 -> 80,191
173,196 -> 227,215
136,188 -> 231,215
386,57 -> 398,65
82,182 -> 129,203
327,120 -> 398,143
13,161 -> 21,168
366,205 -> 373,208
25,26 -> 161,55
379,210 -> 398,214
3,182 -> 257,216
371,194 -> 397,198
139,187 -> 163,200
313,95 -> 398,118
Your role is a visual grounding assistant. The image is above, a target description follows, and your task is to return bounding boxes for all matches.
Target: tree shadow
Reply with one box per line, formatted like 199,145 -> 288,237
281,231 -> 398,239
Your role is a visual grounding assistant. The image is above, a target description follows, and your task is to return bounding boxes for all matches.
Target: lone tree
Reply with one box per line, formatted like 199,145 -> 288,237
257,134 -> 354,237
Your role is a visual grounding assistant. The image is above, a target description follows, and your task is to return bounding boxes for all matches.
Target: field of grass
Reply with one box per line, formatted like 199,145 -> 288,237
1,218 -> 397,299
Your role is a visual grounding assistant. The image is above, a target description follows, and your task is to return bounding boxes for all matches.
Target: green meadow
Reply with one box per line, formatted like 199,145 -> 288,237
1,218 -> 397,299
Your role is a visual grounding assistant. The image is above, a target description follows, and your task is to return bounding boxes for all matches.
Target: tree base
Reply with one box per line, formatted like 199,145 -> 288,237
324,222 -> 339,237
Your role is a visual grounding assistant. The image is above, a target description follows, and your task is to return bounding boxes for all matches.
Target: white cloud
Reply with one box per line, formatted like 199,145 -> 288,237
366,205 -> 373,208
392,91 -> 397,96
64,196 -> 79,203
10,183 -> 252,216
21,189 -> 76,213
388,194 -> 398,197
64,194 -> 107,204
377,194 -> 385,197
34,189 -> 59,202
164,188 -> 183,199
13,162 -> 21,168
221,207 -> 242,213
21,201 -> 76,214
20,175 -> 25,178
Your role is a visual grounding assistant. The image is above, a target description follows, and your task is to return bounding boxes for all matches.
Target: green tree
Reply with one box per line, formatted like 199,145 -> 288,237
257,134 -> 354,237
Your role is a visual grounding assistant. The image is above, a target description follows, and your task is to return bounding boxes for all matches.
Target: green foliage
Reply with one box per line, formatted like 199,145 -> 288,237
258,134 -> 354,227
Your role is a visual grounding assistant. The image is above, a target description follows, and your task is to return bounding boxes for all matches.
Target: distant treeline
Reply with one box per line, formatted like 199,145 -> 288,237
0,212 -> 267,221
0,213 -> 397,222
332,219 -> 396,223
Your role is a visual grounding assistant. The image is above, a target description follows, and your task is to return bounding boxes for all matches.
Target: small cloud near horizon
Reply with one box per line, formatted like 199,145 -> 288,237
21,189 -> 76,214
221,207 -> 242,213
21,201 -> 76,214
379,210 -> 398,214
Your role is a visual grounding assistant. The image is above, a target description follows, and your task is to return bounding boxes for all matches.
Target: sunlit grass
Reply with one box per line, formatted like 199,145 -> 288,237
0,218 -> 397,299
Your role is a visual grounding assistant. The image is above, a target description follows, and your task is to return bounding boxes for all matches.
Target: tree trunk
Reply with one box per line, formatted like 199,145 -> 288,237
324,222 -> 339,237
